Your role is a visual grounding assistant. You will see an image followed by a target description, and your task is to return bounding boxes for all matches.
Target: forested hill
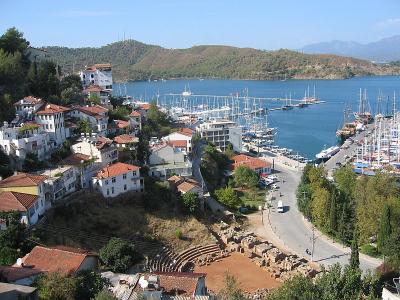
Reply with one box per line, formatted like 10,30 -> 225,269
44,40 -> 400,81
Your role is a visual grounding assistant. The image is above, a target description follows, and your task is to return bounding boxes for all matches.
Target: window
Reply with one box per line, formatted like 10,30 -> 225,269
112,177 -> 116,183
41,200 -> 43,206
45,124 -> 48,129
123,174 -> 127,179
105,180 -> 108,185
49,124 -> 53,129
132,171 -> 136,176
124,184 -> 127,191
107,189 -> 109,195
111,187 -> 114,194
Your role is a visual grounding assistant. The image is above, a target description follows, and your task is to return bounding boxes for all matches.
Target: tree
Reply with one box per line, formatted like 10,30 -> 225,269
234,165 -> 258,189
217,273 -> 246,300
333,165 -> 356,197
23,152 -> 44,171
136,133 -> 150,165
214,187 -> 241,208
0,148 -> 12,179
77,119 -> 92,134
109,106 -> 130,121
99,237 -> 140,273
377,204 -> 392,253
267,275 -> 318,300
350,231 -> 360,270
224,143 -> 235,159
311,186 -> 330,228
181,192 -> 198,214
94,290 -> 117,300
36,272 -> 78,300
60,74 -> 82,91
0,27 -> 29,55
75,270 -> 108,300
329,192 -> 337,233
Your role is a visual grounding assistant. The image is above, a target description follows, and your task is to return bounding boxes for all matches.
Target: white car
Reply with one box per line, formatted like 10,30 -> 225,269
272,184 -> 278,190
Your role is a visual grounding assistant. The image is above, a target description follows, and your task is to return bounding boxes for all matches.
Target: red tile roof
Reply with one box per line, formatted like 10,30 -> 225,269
178,128 -> 194,137
113,134 -> 138,144
135,272 -> 205,296
130,111 -> 141,117
19,246 -> 96,274
0,173 -> 47,187
95,162 -> 140,179
85,63 -> 112,71
232,154 -> 271,171
0,191 -> 38,212
0,266 -> 43,282
95,136 -> 113,150
35,103 -> 69,115
167,175 -> 184,186
60,153 -> 91,166
177,181 -> 200,193
83,85 -> 103,93
78,105 -> 108,117
14,96 -> 43,106
138,103 -> 151,110
114,120 -> 130,129
167,140 -> 187,148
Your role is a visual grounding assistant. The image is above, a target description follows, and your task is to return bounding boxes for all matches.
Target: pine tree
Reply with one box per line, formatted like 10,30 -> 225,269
329,193 -> 337,233
377,204 -> 392,253
350,230 -> 360,270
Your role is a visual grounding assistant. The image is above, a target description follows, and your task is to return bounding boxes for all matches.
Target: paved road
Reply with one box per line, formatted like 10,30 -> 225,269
266,162 -> 382,272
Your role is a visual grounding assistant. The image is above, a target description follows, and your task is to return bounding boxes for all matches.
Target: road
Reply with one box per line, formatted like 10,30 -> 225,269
265,162 -> 382,272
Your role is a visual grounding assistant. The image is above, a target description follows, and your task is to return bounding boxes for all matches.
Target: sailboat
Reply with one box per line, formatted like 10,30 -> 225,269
336,104 -> 356,143
354,88 -> 373,125
182,84 -> 192,96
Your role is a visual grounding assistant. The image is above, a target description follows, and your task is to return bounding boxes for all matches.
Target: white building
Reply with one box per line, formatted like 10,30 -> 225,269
92,162 -> 144,198
149,141 -> 192,179
41,166 -> 77,203
71,136 -> 118,167
79,64 -> 113,91
14,96 -> 44,119
34,103 -> 70,146
0,122 -> 53,162
197,119 -> 242,152
162,128 -> 194,153
129,110 -> 142,134
82,85 -> 111,106
60,152 -> 98,190
68,105 -> 109,135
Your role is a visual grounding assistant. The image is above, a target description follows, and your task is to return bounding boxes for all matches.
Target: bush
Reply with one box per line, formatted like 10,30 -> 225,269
175,229 -> 183,240
360,244 -> 379,258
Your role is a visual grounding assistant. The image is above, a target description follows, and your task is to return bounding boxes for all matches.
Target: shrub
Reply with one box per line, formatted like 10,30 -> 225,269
175,229 -> 183,240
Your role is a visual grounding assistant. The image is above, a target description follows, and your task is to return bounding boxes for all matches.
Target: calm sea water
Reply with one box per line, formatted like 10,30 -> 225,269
115,76 -> 400,158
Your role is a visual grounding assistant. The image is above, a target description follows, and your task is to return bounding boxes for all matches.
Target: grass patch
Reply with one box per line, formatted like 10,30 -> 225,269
237,188 -> 265,212
360,244 -> 381,258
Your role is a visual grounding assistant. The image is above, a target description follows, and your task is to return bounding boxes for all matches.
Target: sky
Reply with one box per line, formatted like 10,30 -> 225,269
2,0 -> 400,50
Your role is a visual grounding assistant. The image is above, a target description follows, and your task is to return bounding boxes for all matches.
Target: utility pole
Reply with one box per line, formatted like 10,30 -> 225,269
311,225 -> 316,261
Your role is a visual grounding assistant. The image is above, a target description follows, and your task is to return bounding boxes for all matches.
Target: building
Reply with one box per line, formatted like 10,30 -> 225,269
129,110 -> 142,134
40,166 -> 77,203
102,271 -> 209,300
34,103 -> 70,146
82,85 -> 110,106
0,266 -> 43,286
71,136 -> 118,166
136,103 -> 151,119
197,119 -> 242,152
162,128 -> 194,153
13,96 -> 44,119
167,175 -> 202,196
231,154 -> 272,175
0,282 -> 38,300
113,134 -> 139,149
108,119 -> 130,136
0,122 -> 53,162
149,141 -> 192,179
15,245 -> 98,275
79,64 -> 113,91
0,173 -> 48,210
0,191 -> 45,226
92,162 -> 144,198
382,285 -> 400,300
60,153 -> 97,189
68,105 -> 109,134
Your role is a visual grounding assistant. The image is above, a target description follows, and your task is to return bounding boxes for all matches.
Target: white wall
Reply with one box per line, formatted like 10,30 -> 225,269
35,112 -> 67,146
149,145 -> 185,165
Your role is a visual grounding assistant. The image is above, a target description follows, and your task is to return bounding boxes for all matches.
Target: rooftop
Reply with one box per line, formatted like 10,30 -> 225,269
60,153 -> 92,166
232,154 -> 271,171
0,173 -> 48,187
167,140 -> 187,148
177,180 -> 200,193
35,103 -> 69,115
78,105 -> 108,117
0,191 -> 38,212
178,128 -> 194,137
14,96 -> 43,106
95,136 -> 113,150
113,134 -> 139,144
0,266 -> 43,282
138,103 -> 151,110
0,282 -> 37,296
17,245 -> 96,274
95,162 -> 140,179
41,166 -> 74,179
130,110 -> 141,117
83,84 -> 103,93
85,63 -> 112,71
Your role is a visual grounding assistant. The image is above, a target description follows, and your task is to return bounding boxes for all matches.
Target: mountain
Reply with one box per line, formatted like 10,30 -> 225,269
300,36 -> 400,62
44,40 -> 400,81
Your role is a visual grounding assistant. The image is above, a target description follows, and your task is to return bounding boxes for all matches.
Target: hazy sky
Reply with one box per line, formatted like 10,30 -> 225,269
2,0 -> 400,49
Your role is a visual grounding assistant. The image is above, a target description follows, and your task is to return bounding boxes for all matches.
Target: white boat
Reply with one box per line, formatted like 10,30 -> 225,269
182,84 -> 192,96
315,145 -> 340,160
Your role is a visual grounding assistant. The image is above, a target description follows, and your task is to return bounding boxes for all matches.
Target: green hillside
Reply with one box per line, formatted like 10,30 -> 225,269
45,40 -> 400,81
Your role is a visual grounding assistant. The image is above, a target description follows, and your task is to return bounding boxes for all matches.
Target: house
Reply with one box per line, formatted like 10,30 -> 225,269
162,128 -> 194,153
108,119 -> 130,136
13,96 -> 44,119
167,175 -> 202,196
79,63 -> 113,91
92,162 -> 144,198
0,173 -> 48,211
0,282 -> 38,300
71,136 -> 118,167
102,271 -> 209,300
40,166 -> 77,203
0,191 -> 45,226
34,103 -> 70,146
136,103 -> 151,119
0,121 -> 53,163
382,285 -> 400,300
197,119 -> 242,152
231,154 -> 272,175
69,105 -> 109,134
113,134 -> 139,149
149,141 -> 192,179
15,245 -> 98,275
60,153 -> 97,189
0,266 -> 43,286
129,110 -> 142,133
82,85 -> 110,106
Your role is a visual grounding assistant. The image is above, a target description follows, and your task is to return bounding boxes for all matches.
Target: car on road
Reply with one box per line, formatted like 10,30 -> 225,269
277,200 -> 284,213
271,184 -> 278,190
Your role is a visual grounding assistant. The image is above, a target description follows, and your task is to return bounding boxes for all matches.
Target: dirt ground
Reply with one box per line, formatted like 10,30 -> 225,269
194,252 -> 281,293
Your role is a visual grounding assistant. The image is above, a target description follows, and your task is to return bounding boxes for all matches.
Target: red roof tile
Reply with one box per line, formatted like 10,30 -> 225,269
167,175 -> 184,186
130,110 -> 141,117
83,85 -> 103,93
35,103 -> 69,115
178,128 -> 194,137
19,246 -> 96,274
138,103 -> 151,110
95,162 -> 140,179
177,181 -> 200,193
114,120 -> 130,129
78,105 -> 108,117
14,96 -> 43,106
0,173 -> 47,187
60,153 -> 91,166
113,134 -> 138,144
0,191 -> 38,212
0,266 -> 43,282
167,140 -> 187,148
95,136 -> 113,150
232,154 -> 271,171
